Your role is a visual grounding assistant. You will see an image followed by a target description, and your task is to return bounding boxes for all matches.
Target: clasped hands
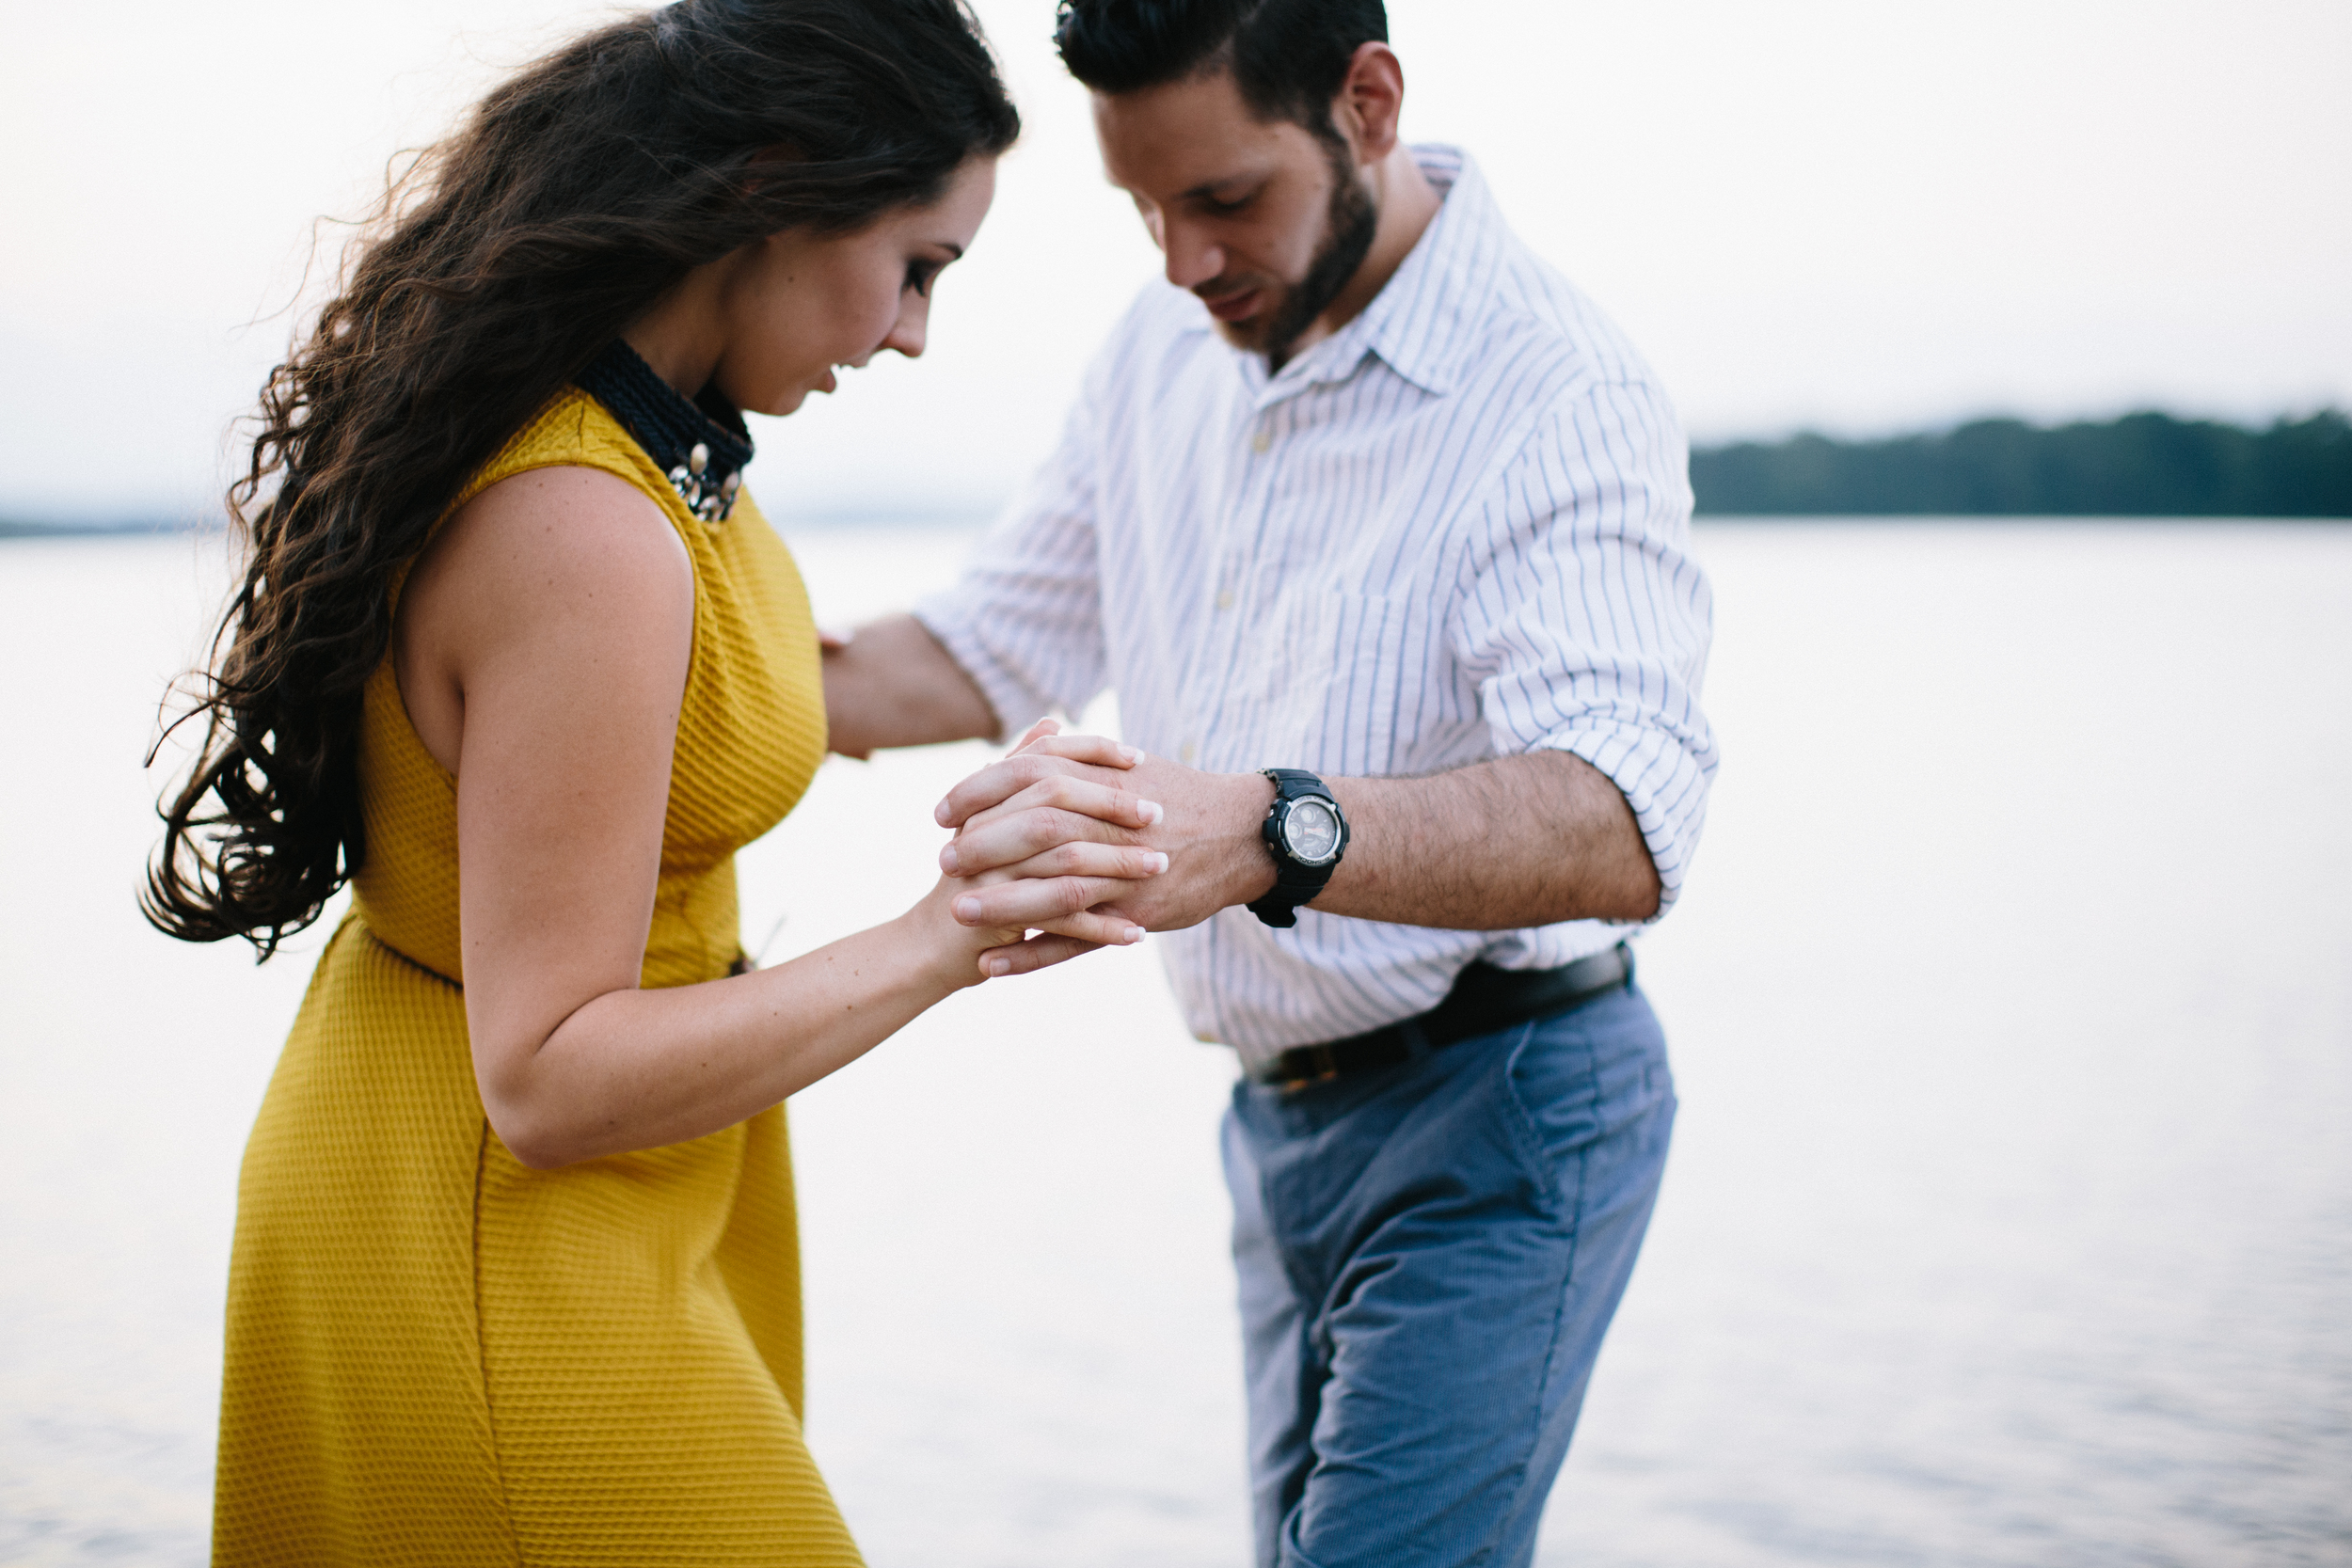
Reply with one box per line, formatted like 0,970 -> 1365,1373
937,720 -> 1279,978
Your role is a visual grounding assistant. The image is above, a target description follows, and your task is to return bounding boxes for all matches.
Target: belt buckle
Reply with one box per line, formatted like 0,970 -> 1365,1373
1281,1041 -> 1343,1093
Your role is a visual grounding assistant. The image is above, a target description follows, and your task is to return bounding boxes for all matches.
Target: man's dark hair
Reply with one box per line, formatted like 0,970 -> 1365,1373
1054,0 -> 1388,129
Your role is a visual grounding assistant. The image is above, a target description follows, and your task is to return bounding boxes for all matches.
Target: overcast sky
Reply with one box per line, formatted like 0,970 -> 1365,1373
2,0 -> 2345,521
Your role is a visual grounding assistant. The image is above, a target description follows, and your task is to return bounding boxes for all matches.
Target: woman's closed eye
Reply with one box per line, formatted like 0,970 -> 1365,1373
904,261 -> 943,297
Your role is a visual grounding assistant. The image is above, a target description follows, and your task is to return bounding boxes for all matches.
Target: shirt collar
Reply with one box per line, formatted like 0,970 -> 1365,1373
1354,145 -> 1497,398
1213,144 -> 1499,403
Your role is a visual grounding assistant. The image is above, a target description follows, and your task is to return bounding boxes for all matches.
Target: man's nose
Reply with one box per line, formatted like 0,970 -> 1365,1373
1158,218 -> 1226,292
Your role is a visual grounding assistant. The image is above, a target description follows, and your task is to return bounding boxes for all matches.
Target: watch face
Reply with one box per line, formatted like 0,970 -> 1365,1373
1281,798 -> 1343,865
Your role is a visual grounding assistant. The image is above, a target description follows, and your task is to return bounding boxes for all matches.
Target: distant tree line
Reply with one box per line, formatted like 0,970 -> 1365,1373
8,409 -> 2349,534
1690,409 -> 2351,517
0,517 -> 175,538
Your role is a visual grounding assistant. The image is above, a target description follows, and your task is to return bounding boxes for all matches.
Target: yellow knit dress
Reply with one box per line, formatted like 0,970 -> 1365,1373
212,389 -> 865,1566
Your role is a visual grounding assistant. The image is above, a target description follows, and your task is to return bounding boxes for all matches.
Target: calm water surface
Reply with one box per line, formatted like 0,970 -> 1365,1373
3,524 -> 2347,1566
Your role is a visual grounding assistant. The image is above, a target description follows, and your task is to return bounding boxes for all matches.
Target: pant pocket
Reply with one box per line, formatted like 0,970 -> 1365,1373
1502,990 -> 1669,1200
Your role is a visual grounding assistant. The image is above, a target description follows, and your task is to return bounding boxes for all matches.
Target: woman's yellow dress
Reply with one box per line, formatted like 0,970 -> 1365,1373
212,389 -> 865,1565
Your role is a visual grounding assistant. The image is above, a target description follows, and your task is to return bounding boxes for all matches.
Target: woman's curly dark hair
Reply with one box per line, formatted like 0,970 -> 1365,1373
145,0 -> 1018,958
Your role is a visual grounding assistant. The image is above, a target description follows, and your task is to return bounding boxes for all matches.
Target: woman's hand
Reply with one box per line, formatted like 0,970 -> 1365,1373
932,719 -> 1168,979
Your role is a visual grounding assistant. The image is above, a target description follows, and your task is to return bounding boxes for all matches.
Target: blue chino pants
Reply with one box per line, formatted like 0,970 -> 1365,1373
1221,980 -> 1677,1568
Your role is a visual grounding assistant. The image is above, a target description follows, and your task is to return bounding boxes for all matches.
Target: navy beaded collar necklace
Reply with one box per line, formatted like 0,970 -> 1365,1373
574,339 -> 753,524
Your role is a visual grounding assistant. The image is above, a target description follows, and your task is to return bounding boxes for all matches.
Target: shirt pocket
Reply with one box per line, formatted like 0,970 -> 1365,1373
1243,585 -> 1422,775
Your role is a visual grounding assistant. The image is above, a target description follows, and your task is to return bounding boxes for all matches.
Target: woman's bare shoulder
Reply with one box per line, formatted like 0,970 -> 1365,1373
421,465 -> 690,612
396,464 -> 694,772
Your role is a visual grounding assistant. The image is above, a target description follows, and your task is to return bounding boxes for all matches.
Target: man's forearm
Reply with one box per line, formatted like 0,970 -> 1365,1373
822,614 -> 999,758
1317,752 -> 1661,929
936,747 -> 1661,938
936,747 -> 1661,935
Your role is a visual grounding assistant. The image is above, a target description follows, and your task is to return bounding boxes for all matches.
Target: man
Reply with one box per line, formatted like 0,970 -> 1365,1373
822,1 -> 1717,1561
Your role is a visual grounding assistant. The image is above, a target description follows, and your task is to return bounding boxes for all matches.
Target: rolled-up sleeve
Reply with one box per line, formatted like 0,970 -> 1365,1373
914,389 -> 1110,742
1456,375 -> 1720,917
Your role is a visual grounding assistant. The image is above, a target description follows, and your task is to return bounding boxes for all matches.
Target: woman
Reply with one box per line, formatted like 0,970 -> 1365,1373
145,2 -> 1157,1560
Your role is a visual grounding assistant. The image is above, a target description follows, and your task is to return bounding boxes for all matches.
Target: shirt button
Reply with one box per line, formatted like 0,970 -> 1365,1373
1250,429 -> 1272,454
1216,589 -> 1235,610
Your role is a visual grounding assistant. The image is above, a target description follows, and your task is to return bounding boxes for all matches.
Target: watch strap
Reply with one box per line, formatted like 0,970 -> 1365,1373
1248,768 -> 1346,929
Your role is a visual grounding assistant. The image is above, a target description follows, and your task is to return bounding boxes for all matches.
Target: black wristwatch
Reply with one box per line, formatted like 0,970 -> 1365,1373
1248,768 -> 1350,929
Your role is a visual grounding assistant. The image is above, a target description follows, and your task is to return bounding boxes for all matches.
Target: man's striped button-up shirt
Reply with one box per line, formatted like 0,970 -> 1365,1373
918,146 -> 1719,1064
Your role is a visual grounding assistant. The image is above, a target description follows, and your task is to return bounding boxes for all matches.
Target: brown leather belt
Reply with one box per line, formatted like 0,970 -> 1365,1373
1249,944 -> 1635,1090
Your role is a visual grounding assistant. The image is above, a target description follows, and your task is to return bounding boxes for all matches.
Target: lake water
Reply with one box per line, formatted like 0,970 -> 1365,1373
2,523 -> 2347,1567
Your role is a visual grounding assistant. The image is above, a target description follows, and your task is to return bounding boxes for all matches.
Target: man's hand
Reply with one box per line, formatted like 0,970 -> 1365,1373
938,742 -> 1277,942
939,740 -> 1664,962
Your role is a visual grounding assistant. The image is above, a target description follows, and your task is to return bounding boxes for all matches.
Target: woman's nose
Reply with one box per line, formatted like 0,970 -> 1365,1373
884,296 -> 930,359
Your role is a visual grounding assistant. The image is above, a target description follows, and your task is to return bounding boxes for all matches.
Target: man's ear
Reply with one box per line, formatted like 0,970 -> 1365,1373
1332,41 -> 1406,166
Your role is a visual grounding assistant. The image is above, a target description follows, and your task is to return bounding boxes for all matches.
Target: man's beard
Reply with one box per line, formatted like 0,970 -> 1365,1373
1235,135 -> 1379,369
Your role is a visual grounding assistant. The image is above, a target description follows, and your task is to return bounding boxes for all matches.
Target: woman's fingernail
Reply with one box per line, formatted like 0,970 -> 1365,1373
1138,800 -> 1164,824
983,956 -> 1009,977
1123,927 -> 1146,944
1149,852 -> 1170,873
1120,745 -> 1142,764
934,801 -> 952,826
939,845 -> 961,873
953,896 -> 980,922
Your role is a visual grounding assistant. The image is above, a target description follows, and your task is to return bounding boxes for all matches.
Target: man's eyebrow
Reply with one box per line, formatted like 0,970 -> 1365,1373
1181,174 -> 1260,201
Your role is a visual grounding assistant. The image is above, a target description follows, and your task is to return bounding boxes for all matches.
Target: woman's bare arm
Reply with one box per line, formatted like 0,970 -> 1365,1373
394,467 -> 1163,1169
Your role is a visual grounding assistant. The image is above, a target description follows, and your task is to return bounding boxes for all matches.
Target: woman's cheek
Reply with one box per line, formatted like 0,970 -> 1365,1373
866,283 -> 907,355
